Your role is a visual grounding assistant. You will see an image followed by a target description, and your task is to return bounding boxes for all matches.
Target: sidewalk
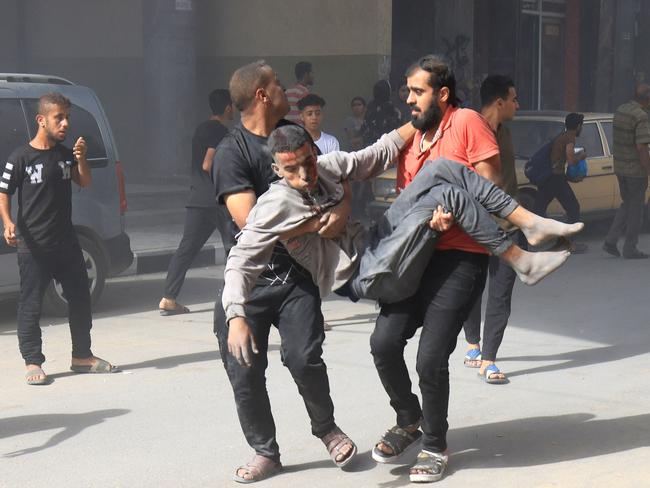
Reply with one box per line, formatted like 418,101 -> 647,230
122,180 -> 226,276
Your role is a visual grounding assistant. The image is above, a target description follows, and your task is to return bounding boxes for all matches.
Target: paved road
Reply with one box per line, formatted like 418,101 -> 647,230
1,231 -> 649,487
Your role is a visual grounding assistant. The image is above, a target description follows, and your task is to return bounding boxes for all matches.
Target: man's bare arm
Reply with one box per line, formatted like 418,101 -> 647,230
224,190 -> 257,229
474,153 -> 503,187
565,142 -> 585,165
202,148 -> 217,173
0,193 -> 17,246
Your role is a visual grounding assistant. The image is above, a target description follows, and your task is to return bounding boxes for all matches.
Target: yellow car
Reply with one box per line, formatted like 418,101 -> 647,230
369,111 -> 650,222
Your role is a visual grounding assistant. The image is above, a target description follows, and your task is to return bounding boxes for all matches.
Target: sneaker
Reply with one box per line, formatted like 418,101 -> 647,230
602,241 -> 620,257
409,450 -> 448,483
623,249 -> 649,259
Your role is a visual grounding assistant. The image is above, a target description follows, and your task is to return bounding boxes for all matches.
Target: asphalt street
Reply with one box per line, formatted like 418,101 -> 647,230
1,229 -> 649,488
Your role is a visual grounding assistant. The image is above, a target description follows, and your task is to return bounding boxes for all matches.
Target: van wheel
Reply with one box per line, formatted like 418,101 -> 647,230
43,235 -> 107,317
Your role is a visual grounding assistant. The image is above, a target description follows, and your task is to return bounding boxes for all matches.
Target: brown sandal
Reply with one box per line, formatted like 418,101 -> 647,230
321,426 -> 357,468
232,454 -> 281,484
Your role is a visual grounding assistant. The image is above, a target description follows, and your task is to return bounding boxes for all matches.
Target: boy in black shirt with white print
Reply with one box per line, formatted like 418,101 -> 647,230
0,92 -> 117,385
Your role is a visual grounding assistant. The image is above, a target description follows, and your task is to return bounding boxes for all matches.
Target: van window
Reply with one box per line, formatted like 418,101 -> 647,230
24,100 -> 107,163
0,99 -> 29,163
576,122 -> 604,157
601,121 -> 613,154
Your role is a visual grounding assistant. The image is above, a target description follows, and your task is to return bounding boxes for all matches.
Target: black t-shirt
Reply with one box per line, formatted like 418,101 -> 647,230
187,119 -> 228,208
213,120 -> 309,286
0,143 -> 78,252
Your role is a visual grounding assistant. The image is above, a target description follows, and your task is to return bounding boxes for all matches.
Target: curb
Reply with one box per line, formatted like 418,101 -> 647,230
120,245 -> 225,277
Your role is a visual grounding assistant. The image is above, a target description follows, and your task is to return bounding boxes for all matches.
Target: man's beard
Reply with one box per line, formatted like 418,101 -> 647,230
411,102 -> 443,131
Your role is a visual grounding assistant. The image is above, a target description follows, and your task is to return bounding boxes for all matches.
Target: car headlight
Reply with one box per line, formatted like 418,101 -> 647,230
373,178 -> 398,199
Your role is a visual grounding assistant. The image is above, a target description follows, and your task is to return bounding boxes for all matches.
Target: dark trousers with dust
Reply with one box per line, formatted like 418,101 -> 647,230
534,174 -> 580,223
463,230 -> 527,361
214,277 -> 335,463
164,206 -> 235,299
605,175 -> 648,254
17,240 -> 93,366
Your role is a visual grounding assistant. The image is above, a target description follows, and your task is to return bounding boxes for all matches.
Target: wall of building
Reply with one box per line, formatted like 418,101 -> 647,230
196,0 -> 392,148
0,0 -> 393,180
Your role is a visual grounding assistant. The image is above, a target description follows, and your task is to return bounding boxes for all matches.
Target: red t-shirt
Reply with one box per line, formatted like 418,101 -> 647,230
397,107 -> 500,254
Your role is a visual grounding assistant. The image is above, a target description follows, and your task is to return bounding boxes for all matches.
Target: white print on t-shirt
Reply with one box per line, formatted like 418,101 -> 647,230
26,163 -> 44,184
58,160 -> 72,180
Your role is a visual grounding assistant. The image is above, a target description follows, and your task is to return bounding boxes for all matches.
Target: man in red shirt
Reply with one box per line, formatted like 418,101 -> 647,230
370,55 -> 502,483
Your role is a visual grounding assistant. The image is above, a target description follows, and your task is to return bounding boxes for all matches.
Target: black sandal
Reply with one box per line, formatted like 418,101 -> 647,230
372,423 -> 423,463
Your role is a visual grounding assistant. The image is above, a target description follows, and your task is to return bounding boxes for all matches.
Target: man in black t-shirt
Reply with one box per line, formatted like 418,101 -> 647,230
213,61 -> 356,483
0,92 -> 117,385
158,89 -> 235,315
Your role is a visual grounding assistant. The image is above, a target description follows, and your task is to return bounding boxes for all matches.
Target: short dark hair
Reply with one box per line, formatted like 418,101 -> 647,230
208,89 -> 232,115
267,124 -> 314,158
405,54 -> 459,107
38,92 -> 71,115
295,61 -> 312,81
229,60 -> 273,111
565,112 -> 584,130
297,93 -> 325,111
350,96 -> 366,107
480,75 -> 515,107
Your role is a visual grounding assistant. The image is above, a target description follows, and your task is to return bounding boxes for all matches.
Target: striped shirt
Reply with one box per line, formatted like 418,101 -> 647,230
613,100 -> 650,178
285,83 -> 310,123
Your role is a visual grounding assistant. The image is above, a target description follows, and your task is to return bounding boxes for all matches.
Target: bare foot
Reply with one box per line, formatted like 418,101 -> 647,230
502,246 -> 571,285
508,207 -> 584,246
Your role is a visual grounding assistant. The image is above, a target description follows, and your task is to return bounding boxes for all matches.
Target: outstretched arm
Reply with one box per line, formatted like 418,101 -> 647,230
318,122 -> 416,182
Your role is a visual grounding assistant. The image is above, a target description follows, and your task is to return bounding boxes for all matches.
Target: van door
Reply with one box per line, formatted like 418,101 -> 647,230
0,97 -> 29,290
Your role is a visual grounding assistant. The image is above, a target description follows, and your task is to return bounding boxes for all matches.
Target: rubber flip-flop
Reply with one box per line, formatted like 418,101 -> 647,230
70,358 -> 121,374
478,364 -> 508,384
159,304 -> 190,316
463,348 -> 482,368
25,367 -> 52,386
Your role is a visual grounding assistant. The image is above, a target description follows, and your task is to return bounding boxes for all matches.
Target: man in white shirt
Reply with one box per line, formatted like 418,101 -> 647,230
298,94 -> 340,154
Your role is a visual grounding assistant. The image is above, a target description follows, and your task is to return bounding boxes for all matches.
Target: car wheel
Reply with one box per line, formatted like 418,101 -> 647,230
43,235 -> 107,316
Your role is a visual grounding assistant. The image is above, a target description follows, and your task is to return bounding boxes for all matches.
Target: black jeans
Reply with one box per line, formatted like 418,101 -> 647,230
370,250 -> 488,453
605,175 -> 648,253
214,277 -> 334,463
163,206 -> 234,299
17,240 -> 93,365
463,230 -> 527,361
534,173 -> 581,223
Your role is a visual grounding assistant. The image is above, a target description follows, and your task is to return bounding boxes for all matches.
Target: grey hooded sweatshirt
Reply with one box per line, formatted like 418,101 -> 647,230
223,130 -> 405,321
